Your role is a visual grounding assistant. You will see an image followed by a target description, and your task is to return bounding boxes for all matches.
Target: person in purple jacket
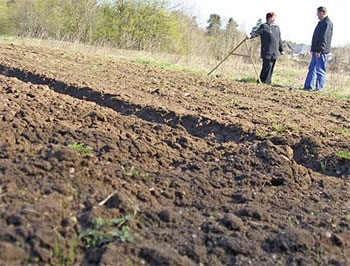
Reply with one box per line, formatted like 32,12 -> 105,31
304,6 -> 333,91
247,12 -> 283,85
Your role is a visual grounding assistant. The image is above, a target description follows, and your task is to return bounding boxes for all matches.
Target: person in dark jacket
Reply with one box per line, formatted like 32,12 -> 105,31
247,12 -> 283,84
304,6 -> 333,91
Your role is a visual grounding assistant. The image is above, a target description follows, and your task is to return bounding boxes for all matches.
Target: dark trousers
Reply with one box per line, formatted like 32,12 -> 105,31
260,59 -> 276,84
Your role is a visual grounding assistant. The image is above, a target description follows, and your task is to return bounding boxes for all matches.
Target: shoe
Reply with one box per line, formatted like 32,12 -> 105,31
303,87 -> 313,91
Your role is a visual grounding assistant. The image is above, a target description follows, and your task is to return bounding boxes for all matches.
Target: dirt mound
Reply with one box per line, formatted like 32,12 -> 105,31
0,42 -> 349,265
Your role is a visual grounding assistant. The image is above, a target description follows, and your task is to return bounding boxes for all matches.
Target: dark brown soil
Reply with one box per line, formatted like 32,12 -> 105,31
0,42 -> 349,266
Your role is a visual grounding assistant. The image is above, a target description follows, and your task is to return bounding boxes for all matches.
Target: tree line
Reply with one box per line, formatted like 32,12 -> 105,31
0,0 -> 247,59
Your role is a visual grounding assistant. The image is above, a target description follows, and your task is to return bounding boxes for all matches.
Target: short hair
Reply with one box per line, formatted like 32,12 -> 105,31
266,12 -> 276,21
317,6 -> 327,14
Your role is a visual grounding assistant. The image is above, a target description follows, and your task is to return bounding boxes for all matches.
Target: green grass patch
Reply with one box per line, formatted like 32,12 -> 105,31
52,237 -> 78,265
121,165 -> 150,181
336,150 -> 350,160
271,122 -> 297,134
320,161 -> 327,172
67,142 -> 93,157
79,215 -> 136,247
335,127 -> 350,135
237,76 -> 257,83
256,129 -> 268,137
131,57 -> 196,73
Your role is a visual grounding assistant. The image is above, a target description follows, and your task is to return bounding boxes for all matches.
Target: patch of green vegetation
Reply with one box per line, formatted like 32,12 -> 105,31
272,122 -> 297,134
324,73 -> 350,99
237,76 -> 257,83
15,129 -> 23,135
121,165 -> 150,181
221,97 -> 239,107
272,122 -> 282,132
52,237 -> 78,265
335,126 -> 350,135
287,125 -> 297,133
336,150 -> 350,160
320,161 -> 327,172
0,35 -> 18,42
273,67 -> 302,87
256,129 -> 268,137
331,93 -> 350,100
131,58 -> 196,73
131,58 -> 153,65
79,215 -> 136,247
67,142 -> 93,157
229,98 -> 239,106
196,92 -> 204,99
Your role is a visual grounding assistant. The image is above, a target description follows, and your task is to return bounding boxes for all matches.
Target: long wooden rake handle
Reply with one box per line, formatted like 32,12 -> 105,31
207,38 -> 247,76
244,39 -> 261,83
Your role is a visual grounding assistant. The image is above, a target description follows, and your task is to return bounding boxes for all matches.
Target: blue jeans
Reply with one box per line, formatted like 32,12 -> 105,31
304,52 -> 328,91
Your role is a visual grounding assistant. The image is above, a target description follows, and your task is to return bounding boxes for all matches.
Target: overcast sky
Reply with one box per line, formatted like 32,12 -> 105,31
187,0 -> 348,47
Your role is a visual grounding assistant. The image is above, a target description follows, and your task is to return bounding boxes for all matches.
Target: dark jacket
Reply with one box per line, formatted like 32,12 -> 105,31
311,16 -> 333,54
250,23 -> 283,59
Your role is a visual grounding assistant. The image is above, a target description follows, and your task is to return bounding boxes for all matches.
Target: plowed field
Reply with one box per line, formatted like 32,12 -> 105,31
0,42 -> 349,265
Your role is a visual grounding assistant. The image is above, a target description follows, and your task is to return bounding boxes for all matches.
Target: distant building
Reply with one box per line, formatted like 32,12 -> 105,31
292,44 -> 311,61
282,41 -> 294,59
294,44 -> 311,55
